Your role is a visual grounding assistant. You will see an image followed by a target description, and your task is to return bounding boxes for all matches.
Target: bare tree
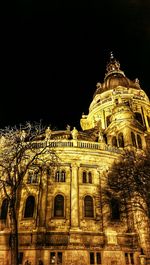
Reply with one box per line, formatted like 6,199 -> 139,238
0,122 -> 59,265
102,149 -> 150,253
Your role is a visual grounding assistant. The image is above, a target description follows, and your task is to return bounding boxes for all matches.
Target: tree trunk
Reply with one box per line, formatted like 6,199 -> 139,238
10,204 -> 19,265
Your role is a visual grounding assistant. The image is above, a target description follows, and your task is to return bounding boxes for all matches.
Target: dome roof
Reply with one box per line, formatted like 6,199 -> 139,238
93,53 -> 141,97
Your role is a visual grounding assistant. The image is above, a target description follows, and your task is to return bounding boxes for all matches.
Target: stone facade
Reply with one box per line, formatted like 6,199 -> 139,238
0,54 -> 150,265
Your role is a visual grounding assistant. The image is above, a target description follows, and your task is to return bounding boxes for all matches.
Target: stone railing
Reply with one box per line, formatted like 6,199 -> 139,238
30,140 -> 123,154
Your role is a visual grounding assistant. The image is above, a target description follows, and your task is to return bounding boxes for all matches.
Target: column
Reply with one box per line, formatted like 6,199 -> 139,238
70,163 -> 79,230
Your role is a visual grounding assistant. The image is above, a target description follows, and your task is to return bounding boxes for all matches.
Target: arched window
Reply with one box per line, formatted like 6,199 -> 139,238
112,136 -> 117,147
131,132 -> 136,147
135,112 -> 143,125
137,134 -> 142,149
24,196 -> 35,218
60,171 -> 66,182
84,195 -> 94,217
110,198 -> 120,221
88,172 -> 92,184
118,133 -> 124,148
54,195 -> 64,217
83,171 -> 87,183
0,199 -> 8,220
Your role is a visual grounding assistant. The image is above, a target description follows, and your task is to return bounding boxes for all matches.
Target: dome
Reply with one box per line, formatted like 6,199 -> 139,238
93,53 -> 141,97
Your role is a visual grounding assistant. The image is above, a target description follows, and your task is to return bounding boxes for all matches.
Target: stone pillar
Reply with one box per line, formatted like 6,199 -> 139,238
70,163 -> 79,230
107,135 -> 112,146
123,127 -> 132,147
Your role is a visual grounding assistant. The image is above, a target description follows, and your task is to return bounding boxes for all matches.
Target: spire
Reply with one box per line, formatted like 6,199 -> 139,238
104,52 -> 125,80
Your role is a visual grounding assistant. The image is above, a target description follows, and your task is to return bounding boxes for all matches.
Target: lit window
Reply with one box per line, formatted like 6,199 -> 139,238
54,195 -> 64,217
24,196 -> 35,218
84,196 -> 94,218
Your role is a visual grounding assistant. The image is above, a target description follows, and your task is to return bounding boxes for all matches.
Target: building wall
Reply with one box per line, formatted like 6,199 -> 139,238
0,57 -> 150,265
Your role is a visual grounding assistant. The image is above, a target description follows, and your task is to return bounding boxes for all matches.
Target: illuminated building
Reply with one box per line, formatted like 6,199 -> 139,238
0,53 -> 150,265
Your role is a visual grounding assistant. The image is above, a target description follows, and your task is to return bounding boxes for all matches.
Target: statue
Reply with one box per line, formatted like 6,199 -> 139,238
71,127 -> 78,140
66,124 -> 71,131
98,130 -> 104,142
45,126 -> 52,140
20,130 -> 26,141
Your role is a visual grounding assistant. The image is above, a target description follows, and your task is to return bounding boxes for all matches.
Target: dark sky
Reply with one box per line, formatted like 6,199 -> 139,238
1,1 -> 150,130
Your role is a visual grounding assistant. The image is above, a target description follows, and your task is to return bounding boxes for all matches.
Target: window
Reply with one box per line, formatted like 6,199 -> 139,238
130,253 -> 134,264
50,252 -> 62,264
18,252 -> 23,264
55,171 -> 66,182
60,171 -> 65,182
118,132 -> 124,148
83,171 -> 87,183
0,198 -> 8,220
55,171 -> 59,182
96,253 -> 101,264
54,195 -> 64,217
88,172 -> 92,183
135,112 -> 143,125
24,196 -> 35,218
131,132 -> 136,147
137,134 -> 142,149
27,170 -> 39,184
125,253 -> 134,265
112,136 -> 117,147
90,252 -> 94,265
82,171 -> 92,183
106,115 -> 111,127
110,198 -> 120,221
84,196 -> 94,218
90,252 -> 101,265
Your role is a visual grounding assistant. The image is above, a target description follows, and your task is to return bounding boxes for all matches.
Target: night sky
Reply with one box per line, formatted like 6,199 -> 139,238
1,1 -> 150,130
